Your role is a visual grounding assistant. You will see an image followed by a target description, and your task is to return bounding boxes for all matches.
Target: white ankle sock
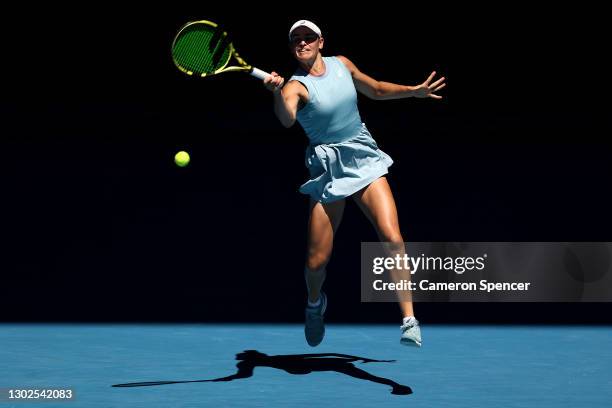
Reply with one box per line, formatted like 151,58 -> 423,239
403,316 -> 417,325
308,297 -> 321,308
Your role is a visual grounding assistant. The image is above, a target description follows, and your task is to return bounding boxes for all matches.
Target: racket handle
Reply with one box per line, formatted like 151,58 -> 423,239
250,67 -> 271,80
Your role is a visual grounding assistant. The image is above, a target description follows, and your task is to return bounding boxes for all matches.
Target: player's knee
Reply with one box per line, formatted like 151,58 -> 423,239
380,231 -> 404,255
306,245 -> 331,271
305,254 -> 329,273
380,229 -> 403,245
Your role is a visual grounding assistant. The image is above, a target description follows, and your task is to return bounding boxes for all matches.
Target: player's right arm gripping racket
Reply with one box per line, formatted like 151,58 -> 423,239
171,20 -> 270,80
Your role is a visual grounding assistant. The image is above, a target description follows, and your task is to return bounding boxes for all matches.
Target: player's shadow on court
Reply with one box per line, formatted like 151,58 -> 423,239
112,350 -> 412,395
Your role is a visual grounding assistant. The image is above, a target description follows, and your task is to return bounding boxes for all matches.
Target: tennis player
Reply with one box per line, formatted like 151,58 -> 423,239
263,19 -> 445,347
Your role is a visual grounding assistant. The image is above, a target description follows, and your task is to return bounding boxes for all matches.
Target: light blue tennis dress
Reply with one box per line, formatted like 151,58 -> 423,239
290,56 -> 393,203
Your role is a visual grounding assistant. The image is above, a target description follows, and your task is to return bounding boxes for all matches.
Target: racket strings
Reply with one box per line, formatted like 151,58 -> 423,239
211,35 -> 230,68
173,26 -> 230,75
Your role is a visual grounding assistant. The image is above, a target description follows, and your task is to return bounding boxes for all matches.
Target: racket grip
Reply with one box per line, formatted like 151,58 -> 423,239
250,67 -> 271,80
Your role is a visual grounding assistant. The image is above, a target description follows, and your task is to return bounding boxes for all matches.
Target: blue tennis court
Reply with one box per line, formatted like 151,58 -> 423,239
2,324 -> 611,407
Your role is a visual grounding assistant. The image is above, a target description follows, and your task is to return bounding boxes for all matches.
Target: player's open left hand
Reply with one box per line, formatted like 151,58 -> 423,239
412,71 -> 446,99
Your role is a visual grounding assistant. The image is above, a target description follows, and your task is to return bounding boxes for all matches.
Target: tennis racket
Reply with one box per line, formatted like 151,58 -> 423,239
171,20 -> 270,80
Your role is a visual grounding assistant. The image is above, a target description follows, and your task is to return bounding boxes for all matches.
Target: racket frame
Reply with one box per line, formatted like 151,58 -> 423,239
172,20 -> 268,79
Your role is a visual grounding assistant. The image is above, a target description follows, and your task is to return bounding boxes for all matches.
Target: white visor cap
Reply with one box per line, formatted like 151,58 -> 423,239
288,20 -> 322,40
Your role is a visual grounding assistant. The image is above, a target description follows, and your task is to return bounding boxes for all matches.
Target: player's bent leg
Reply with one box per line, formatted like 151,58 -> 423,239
305,199 -> 344,301
304,199 -> 344,346
353,177 -> 420,346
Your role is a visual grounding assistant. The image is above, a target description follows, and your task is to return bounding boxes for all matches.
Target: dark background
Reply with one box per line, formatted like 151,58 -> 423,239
2,3 -> 611,323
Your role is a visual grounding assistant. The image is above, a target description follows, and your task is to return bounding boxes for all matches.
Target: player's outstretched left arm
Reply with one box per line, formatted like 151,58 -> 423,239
337,55 -> 446,100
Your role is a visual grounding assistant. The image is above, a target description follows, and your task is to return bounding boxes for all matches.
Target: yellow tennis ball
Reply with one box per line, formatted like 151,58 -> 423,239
174,151 -> 190,167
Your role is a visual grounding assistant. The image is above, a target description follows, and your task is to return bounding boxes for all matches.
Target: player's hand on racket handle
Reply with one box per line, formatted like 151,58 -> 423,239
412,71 -> 446,99
263,71 -> 285,93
